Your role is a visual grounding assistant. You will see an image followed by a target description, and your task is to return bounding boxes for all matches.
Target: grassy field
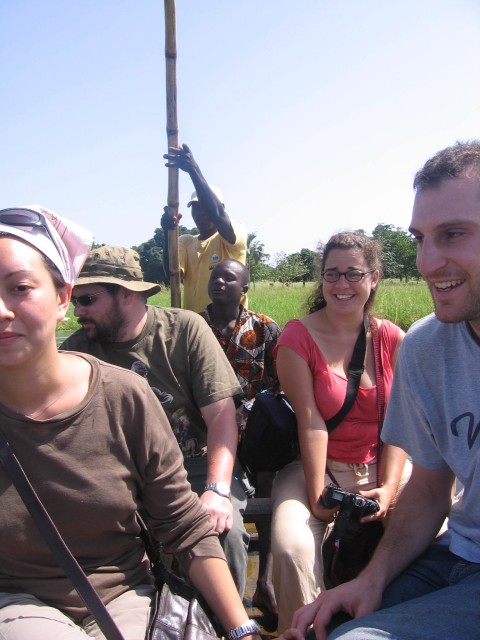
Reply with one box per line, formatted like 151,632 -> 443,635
371,279 -> 433,331
58,279 -> 433,337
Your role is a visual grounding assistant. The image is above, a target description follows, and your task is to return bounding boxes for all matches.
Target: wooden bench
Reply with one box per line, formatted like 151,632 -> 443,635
243,497 -> 272,526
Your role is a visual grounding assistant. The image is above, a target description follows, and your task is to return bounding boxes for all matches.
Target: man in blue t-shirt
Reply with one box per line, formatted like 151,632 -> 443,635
280,140 -> 480,640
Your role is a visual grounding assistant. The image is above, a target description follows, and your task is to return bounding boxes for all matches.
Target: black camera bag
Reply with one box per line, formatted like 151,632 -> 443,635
322,519 -> 384,589
238,388 -> 298,474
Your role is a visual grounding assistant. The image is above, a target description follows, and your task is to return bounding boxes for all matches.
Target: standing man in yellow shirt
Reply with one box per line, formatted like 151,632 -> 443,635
162,144 -> 247,312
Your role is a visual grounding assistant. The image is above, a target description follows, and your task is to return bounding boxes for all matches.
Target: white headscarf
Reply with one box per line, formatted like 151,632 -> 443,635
0,205 -> 93,284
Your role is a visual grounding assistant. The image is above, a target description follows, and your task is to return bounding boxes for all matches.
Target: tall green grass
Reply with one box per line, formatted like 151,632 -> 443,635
248,282 -> 314,327
234,280 -> 433,330
58,279 -> 433,336
373,279 -> 433,331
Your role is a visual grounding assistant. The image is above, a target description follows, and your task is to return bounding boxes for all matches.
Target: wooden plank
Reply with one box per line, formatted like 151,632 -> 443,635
243,498 -> 272,524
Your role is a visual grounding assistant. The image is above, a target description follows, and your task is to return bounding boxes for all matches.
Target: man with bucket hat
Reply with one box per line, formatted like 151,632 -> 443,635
61,245 -> 250,596
162,143 -> 247,312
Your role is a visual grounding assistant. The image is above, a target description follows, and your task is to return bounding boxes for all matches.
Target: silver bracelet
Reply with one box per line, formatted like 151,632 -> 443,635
227,620 -> 261,640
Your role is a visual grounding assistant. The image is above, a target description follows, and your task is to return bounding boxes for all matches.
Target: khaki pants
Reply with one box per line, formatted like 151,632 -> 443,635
0,584 -> 155,640
271,459 -> 411,633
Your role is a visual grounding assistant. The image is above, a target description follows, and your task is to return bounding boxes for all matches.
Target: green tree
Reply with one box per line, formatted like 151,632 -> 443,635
252,261 -> 276,282
372,224 -> 419,281
273,252 -> 308,284
299,248 -> 316,280
133,235 -> 166,284
273,248 -> 316,284
247,232 -> 270,284
135,222 -> 200,286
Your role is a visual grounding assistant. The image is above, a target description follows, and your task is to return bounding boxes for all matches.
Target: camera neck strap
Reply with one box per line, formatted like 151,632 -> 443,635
326,317 -> 385,488
325,317 -> 368,434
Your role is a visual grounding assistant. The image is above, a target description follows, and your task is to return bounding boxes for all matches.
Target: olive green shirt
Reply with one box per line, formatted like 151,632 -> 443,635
62,306 -> 242,458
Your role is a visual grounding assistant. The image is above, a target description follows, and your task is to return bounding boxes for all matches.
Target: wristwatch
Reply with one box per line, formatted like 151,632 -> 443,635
227,620 -> 261,640
204,481 -> 231,500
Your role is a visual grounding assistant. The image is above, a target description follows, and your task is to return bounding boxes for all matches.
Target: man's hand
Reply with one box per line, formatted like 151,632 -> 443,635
200,490 -> 234,534
287,576 -> 383,640
163,143 -> 197,174
161,207 -> 182,231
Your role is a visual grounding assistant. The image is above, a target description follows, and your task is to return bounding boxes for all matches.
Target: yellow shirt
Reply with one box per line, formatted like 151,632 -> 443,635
178,218 -> 248,312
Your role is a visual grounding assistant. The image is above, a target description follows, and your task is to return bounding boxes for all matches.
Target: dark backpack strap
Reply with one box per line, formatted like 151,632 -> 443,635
325,320 -> 367,433
0,431 -> 126,640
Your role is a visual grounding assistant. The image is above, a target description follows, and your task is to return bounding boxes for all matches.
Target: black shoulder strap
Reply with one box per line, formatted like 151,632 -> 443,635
325,319 -> 367,433
0,431 -> 125,640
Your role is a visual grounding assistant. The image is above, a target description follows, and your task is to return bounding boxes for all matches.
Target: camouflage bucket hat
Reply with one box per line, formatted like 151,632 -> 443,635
75,246 -> 161,296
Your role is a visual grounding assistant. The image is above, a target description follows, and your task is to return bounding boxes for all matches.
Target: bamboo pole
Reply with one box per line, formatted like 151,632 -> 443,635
164,0 -> 181,308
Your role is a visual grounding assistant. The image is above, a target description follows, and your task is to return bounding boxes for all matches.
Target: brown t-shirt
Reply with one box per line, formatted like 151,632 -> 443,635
0,355 -> 223,621
62,306 -> 242,458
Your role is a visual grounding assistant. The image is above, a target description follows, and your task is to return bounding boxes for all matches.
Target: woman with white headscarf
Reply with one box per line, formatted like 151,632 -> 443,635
0,206 -> 260,640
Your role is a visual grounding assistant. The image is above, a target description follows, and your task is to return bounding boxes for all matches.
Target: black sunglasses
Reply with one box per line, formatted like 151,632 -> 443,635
0,208 -> 62,256
71,292 -> 104,307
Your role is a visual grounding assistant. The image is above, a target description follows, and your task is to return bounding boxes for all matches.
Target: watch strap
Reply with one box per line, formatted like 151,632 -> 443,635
204,482 -> 231,500
228,620 -> 261,640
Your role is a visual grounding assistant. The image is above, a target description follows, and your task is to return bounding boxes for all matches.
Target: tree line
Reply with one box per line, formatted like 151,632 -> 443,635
129,222 -> 420,286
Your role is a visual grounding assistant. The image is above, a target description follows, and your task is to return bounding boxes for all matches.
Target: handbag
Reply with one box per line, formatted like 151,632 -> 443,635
138,514 -> 224,640
147,568 -> 222,640
238,320 -> 367,475
322,320 -> 386,589
0,431 -> 223,640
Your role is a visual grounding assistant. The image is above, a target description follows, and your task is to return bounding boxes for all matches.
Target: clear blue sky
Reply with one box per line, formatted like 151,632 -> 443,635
1,0 -> 479,261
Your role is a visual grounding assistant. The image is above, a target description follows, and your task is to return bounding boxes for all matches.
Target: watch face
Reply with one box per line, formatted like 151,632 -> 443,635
215,482 -> 231,496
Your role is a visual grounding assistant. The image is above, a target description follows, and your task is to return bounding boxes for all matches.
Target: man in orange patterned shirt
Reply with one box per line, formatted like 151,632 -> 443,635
200,258 -> 281,620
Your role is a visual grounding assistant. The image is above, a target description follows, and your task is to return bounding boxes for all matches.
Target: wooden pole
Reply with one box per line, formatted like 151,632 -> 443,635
164,0 -> 181,308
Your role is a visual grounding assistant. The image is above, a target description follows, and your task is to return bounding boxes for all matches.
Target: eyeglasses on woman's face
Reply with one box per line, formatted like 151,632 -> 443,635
321,269 -> 375,283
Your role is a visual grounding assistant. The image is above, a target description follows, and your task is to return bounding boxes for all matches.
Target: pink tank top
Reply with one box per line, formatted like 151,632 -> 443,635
275,319 -> 400,463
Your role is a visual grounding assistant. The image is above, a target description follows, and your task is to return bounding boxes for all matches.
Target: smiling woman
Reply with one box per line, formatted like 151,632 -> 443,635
270,231 -> 411,633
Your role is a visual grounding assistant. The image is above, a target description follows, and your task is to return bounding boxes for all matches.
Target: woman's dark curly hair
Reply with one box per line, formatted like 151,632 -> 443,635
307,231 -> 382,314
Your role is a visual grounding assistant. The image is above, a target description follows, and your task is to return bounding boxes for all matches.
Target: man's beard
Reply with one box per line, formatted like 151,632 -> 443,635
430,280 -> 480,325
79,301 -> 127,343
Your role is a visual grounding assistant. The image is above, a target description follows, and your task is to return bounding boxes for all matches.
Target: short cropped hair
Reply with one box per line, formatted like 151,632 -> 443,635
414,140 -> 480,191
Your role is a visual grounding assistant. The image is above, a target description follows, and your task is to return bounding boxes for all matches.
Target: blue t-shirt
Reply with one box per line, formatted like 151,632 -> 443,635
382,313 -> 480,562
